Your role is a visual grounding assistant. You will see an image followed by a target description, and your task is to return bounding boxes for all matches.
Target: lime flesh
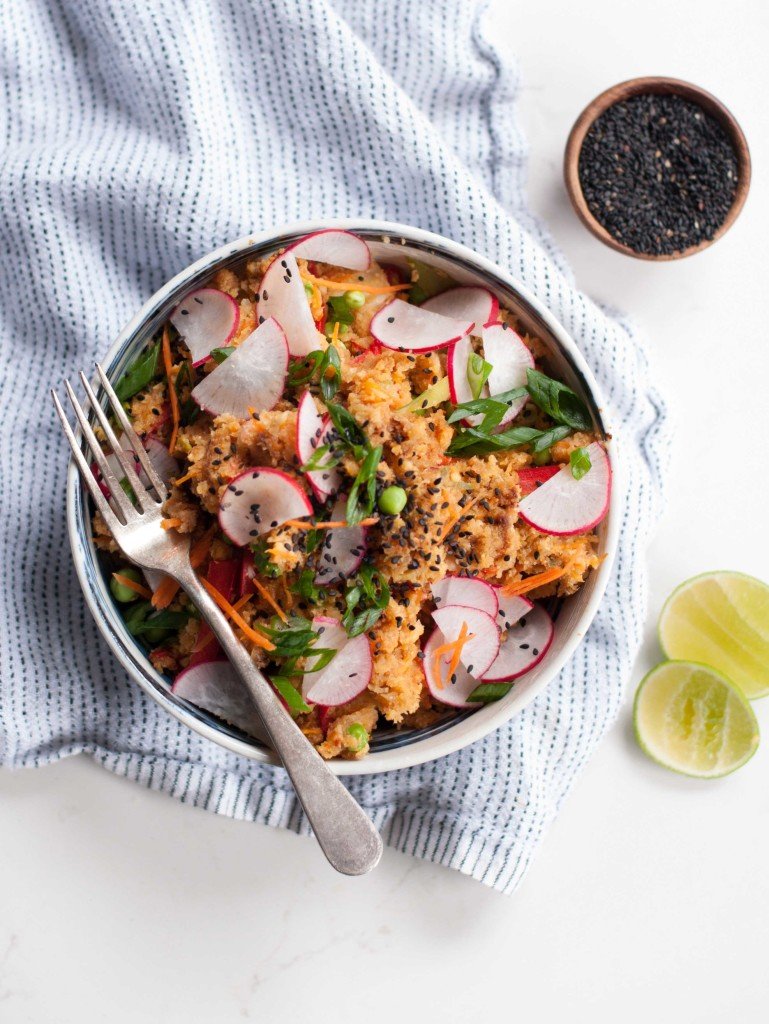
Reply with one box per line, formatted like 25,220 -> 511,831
634,661 -> 759,778
659,571 -> 769,700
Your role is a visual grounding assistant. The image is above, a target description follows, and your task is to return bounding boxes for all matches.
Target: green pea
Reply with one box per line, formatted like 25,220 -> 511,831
533,449 -> 551,466
346,723 -> 369,752
378,485 -> 407,515
345,290 -> 366,309
110,566 -> 143,603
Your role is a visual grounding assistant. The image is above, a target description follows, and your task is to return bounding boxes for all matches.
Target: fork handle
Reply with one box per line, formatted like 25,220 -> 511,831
176,566 -> 382,876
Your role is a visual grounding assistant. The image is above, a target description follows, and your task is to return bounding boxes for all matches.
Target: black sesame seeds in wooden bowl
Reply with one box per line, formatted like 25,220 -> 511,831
564,77 -> 751,260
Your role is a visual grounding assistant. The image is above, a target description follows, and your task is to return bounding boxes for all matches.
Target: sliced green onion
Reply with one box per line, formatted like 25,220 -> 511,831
467,353 -> 492,400
400,375 -> 451,415
569,446 -> 592,480
346,444 -> 382,526
271,675 -> 311,715
210,346 -> 235,364
115,342 -> 161,402
342,564 -> 390,637
466,682 -> 513,703
300,443 -> 341,474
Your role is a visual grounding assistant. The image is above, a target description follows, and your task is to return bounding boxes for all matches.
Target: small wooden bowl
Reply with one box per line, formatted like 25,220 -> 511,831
563,76 -> 751,260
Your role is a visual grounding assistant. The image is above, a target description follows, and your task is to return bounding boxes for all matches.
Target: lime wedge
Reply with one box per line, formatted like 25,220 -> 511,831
659,571 -> 769,699
634,661 -> 759,778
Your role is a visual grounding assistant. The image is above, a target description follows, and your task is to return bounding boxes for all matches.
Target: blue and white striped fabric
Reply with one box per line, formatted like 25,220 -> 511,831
0,0 -> 671,893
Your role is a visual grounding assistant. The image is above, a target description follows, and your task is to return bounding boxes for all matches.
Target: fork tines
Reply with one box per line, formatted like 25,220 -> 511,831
52,364 -> 169,531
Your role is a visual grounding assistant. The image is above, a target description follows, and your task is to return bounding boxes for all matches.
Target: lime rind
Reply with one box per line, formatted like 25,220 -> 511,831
658,571 -> 769,700
633,660 -> 760,779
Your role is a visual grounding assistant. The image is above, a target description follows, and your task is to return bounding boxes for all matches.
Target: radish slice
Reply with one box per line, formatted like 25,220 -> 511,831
314,494 -> 367,585
430,605 -> 500,680
422,627 -> 483,709
517,465 -> 560,496
191,316 -> 288,420
98,433 -> 178,498
284,229 -> 371,271
494,591 -> 533,632
518,441 -> 610,536
482,602 -> 554,681
431,576 -> 499,618
302,616 -> 372,706
172,659 -> 266,738
447,334 -> 486,426
170,288 -> 239,367
256,252 -> 321,357
370,298 -> 471,353
219,467 -> 312,546
482,322 -> 534,428
142,437 -> 179,487
295,391 -> 342,501
422,286 -> 498,334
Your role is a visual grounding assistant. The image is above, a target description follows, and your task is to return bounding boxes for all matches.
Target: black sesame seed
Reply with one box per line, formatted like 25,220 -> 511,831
579,93 -> 739,256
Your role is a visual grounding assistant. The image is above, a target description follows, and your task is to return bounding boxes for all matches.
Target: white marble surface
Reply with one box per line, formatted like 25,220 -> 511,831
3,1 -> 769,1020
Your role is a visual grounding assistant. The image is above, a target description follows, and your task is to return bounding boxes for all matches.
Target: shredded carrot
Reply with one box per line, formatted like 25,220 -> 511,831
151,523 -> 217,609
438,495 -> 480,543
251,577 -> 288,623
200,578 -> 275,651
330,320 -> 340,344
190,523 -> 217,568
152,577 -> 178,609
431,625 -> 476,690
162,326 -> 180,456
502,563 -> 572,596
111,572 -> 152,600
232,594 -> 253,613
173,466 -> 201,487
161,517 -> 183,531
307,275 -> 410,296
447,622 -> 470,682
282,517 -> 379,531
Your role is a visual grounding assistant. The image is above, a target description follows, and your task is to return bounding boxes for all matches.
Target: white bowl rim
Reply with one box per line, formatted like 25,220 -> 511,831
66,217 -> 621,777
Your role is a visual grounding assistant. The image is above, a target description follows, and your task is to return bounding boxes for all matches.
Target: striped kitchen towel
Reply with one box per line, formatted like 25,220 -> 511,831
0,0 -> 671,893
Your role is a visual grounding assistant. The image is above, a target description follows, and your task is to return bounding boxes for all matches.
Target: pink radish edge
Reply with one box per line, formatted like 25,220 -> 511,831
313,494 -> 368,584
422,285 -> 499,332
481,602 -> 554,682
170,288 -> 240,368
218,466 -> 312,546
518,442 -> 611,536
302,616 -> 372,706
284,229 -> 371,271
370,298 -> 472,353
431,575 -> 499,618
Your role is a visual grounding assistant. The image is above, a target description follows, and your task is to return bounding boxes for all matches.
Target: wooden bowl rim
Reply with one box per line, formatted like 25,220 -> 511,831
563,76 -> 752,261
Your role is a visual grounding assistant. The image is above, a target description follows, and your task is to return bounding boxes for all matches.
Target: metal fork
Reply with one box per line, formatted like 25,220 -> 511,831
52,365 -> 382,876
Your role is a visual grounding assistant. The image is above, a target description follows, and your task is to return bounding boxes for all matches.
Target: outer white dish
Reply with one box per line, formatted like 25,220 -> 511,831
67,219 -> 620,776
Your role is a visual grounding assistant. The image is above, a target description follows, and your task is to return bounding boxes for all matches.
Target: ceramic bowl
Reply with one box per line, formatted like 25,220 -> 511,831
67,219 -> 620,776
